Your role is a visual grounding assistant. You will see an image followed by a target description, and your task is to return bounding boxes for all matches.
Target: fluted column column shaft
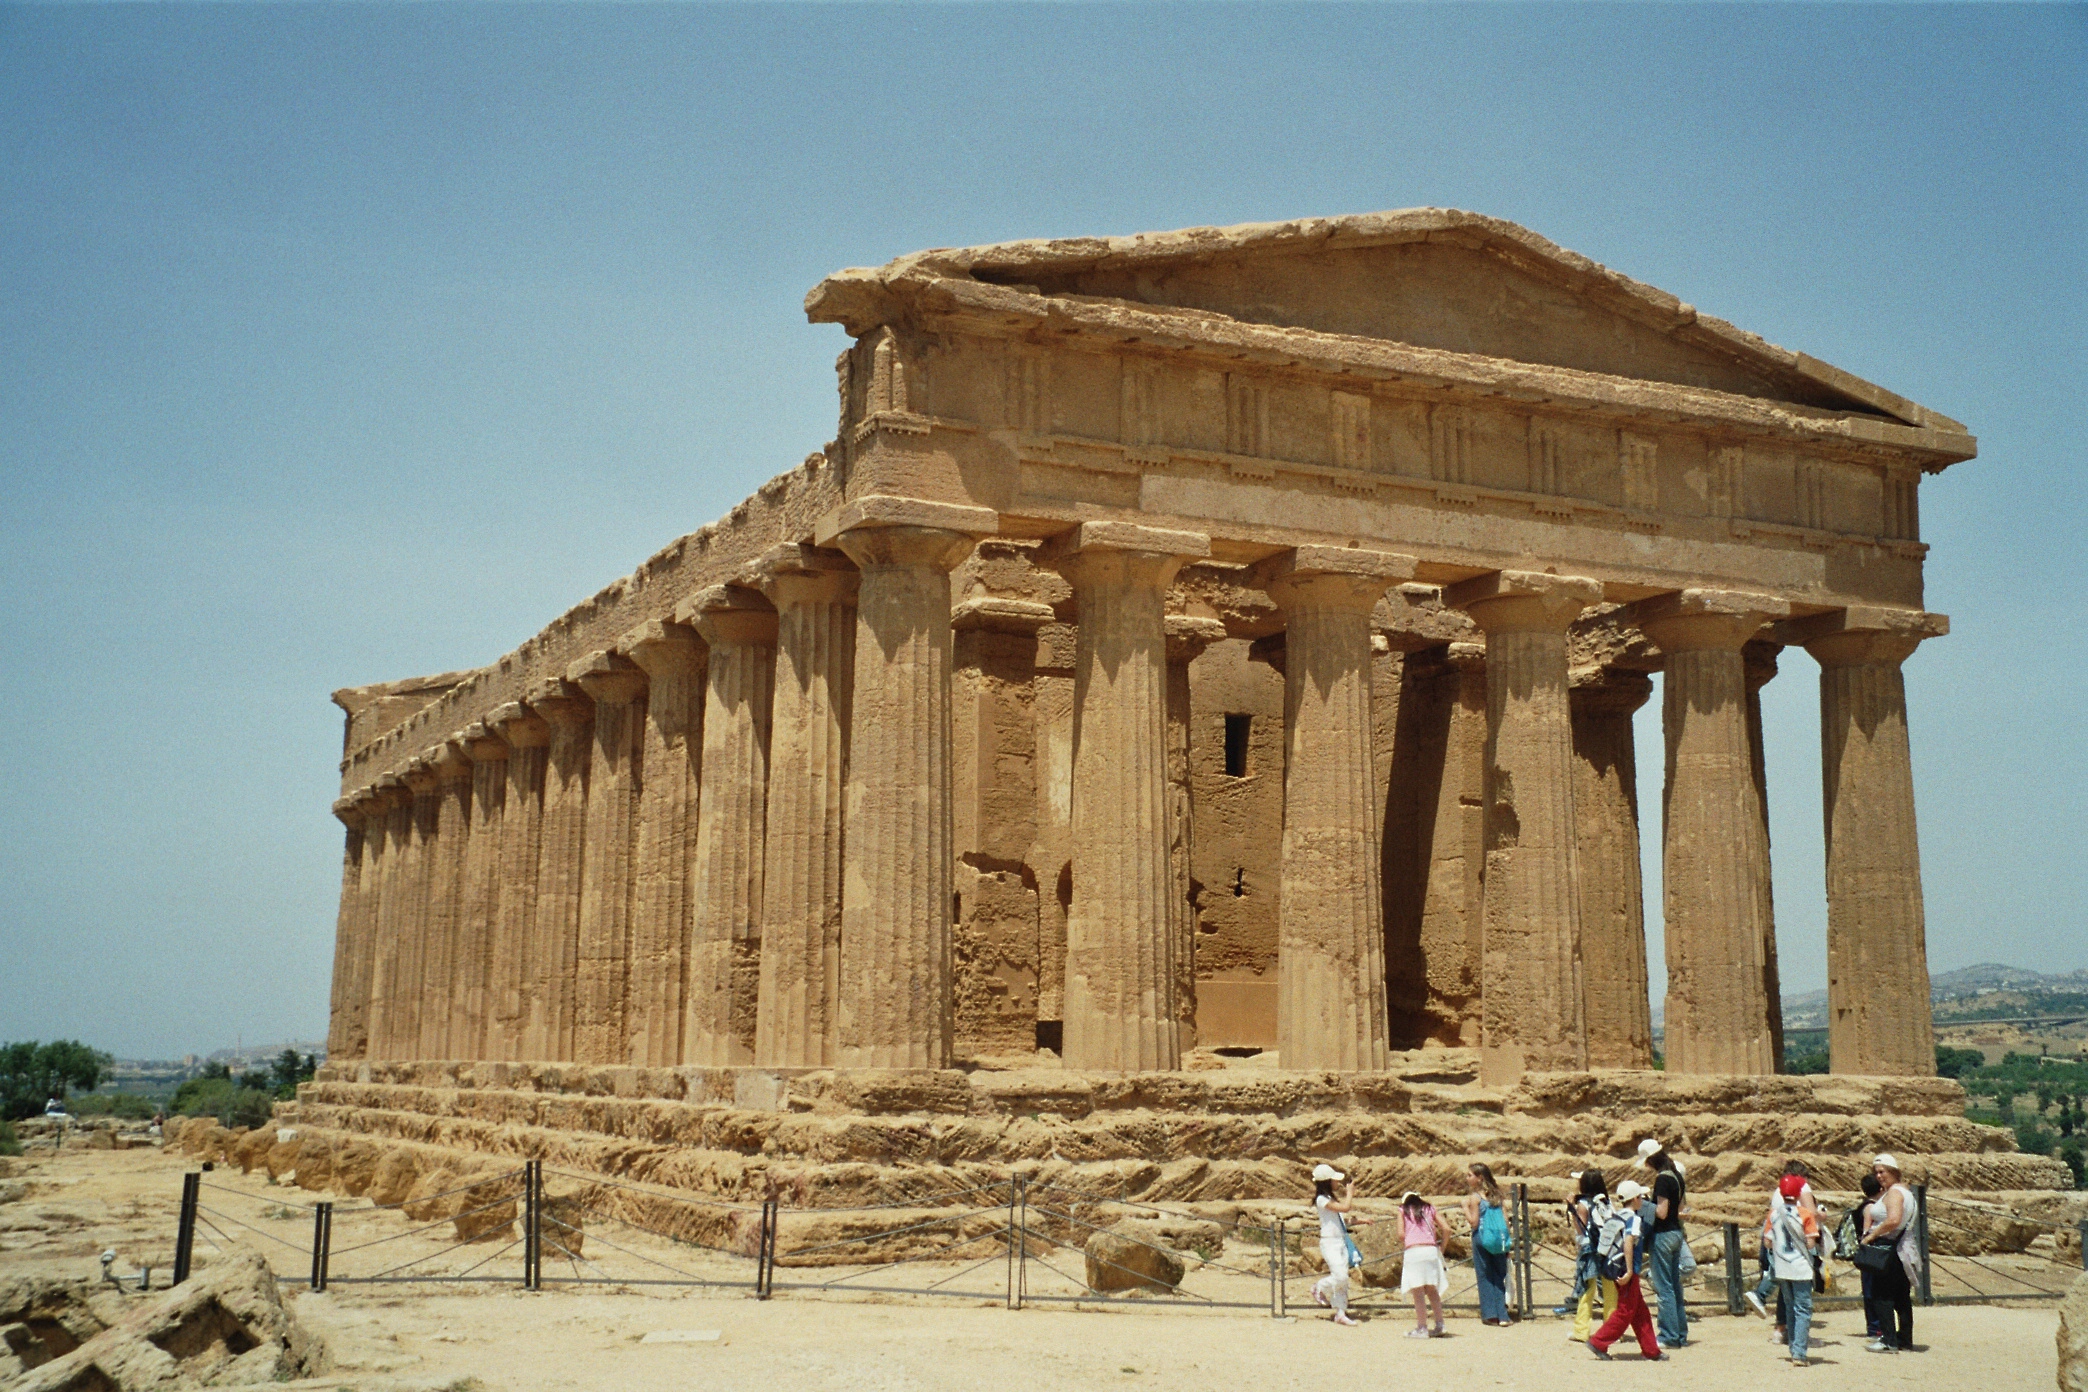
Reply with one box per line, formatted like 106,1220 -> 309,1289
572,653 -> 647,1065
1447,572 -> 1600,1083
397,765 -> 441,1058
326,801 -> 368,1061
457,727 -> 510,1062
1262,551 -> 1412,1071
684,590 -> 777,1067
489,703 -> 549,1061
344,793 -> 387,1060
420,747 -> 475,1058
826,504 -> 989,1069
1744,641 -> 1787,1068
1810,626 -> 1937,1075
528,681 -> 593,1061
1053,523 -> 1208,1072
756,557 -> 857,1068
1640,592 -> 1787,1076
1165,617 -> 1225,1054
624,622 -> 706,1068
366,780 -> 410,1058
1568,670 -> 1655,1069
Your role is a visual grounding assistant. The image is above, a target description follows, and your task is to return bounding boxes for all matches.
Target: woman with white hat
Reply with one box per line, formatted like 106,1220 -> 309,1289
1861,1154 -> 1920,1352
1309,1163 -> 1370,1326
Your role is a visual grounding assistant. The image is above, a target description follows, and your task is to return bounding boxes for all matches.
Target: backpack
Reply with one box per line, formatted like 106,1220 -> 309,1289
1595,1208 -> 1633,1281
1475,1201 -> 1512,1256
1832,1207 -> 1863,1262
1578,1195 -> 1614,1257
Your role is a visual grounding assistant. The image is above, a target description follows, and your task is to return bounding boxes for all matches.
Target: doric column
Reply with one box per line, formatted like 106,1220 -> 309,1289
753,547 -> 857,1068
326,797 -> 369,1061
526,678 -> 593,1061
817,495 -> 996,1068
365,775 -> 410,1057
342,788 -> 389,1060
456,722 -> 510,1061
622,620 -> 707,1068
1444,570 -> 1602,1083
1047,520 -> 1211,1073
396,758 -> 442,1058
569,651 -> 647,1065
1165,614 -> 1227,1054
679,585 -> 777,1067
420,743 -> 475,1058
1568,667 -> 1655,1069
1744,640 -> 1787,1068
488,702 -> 550,1060
1256,546 -> 1416,1071
1786,607 -> 1947,1076
1635,589 -> 1791,1076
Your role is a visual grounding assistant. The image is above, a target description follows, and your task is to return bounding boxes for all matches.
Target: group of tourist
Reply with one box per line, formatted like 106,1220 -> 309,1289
1305,1142 -> 1925,1363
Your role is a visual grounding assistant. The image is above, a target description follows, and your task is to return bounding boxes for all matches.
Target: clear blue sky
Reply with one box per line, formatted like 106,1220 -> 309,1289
2,5 -> 2081,1059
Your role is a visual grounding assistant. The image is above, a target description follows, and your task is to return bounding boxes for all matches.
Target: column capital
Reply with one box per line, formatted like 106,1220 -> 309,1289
751,543 -> 860,610
429,741 -> 474,784
1043,521 -> 1210,593
620,618 -> 706,680
1251,543 -> 1417,613
488,700 -> 551,748
374,772 -> 410,800
401,759 -> 440,794
354,786 -> 395,819
814,494 -> 998,550
525,678 -> 594,730
676,583 -> 779,647
1630,588 -> 1791,652
460,721 -> 510,763
1444,570 -> 1603,633
332,796 -> 367,829
568,648 -> 648,705
951,596 -> 1056,635
1775,606 -> 1948,667
1743,638 -> 1782,692
1164,614 -> 1229,663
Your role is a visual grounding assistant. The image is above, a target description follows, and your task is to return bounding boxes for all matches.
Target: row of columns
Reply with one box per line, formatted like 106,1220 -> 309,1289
327,499 -> 1940,1079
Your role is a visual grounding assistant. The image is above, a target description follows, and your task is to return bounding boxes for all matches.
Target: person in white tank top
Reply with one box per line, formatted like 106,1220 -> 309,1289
1308,1163 -> 1372,1327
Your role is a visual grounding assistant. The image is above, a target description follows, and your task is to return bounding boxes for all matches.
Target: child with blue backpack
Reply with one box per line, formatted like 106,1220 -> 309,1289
1463,1163 -> 1513,1325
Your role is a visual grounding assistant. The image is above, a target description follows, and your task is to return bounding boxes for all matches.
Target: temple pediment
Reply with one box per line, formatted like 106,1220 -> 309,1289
807,209 -> 1957,430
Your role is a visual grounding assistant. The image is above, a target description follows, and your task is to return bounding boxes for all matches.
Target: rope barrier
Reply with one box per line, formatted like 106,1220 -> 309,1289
194,1205 -> 313,1255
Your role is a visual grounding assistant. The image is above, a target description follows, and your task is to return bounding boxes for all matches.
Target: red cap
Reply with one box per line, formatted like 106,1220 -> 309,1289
1779,1175 -> 1806,1200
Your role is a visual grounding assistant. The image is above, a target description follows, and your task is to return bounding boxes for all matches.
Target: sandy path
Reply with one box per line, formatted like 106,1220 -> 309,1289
0,1142 -> 2064,1390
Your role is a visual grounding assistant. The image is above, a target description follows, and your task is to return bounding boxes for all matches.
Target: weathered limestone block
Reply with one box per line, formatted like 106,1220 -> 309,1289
1050,521 -> 1211,1072
681,585 -> 777,1067
1568,667 -> 1654,1068
571,650 -> 649,1065
1787,608 -> 1948,1077
489,701 -> 551,1060
527,678 -> 594,1061
623,620 -> 706,1068
1257,545 -> 1414,1071
1085,1225 -> 1186,1291
820,496 -> 994,1068
1635,589 -> 1790,1076
1446,571 -> 1602,1082
754,547 -> 857,1068
954,862 -> 1042,1053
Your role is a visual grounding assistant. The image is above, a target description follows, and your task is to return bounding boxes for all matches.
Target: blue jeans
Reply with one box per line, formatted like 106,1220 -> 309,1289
1648,1230 -> 1689,1347
1781,1278 -> 1813,1360
1473,1246 -> 1510,1322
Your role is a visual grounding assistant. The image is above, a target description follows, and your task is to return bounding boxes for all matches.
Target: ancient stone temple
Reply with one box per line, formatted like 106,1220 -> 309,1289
324,209 -> 1970,1087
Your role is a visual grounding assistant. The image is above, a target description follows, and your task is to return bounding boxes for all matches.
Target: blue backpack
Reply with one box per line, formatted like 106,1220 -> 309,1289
1476,1201 -> 1512,1256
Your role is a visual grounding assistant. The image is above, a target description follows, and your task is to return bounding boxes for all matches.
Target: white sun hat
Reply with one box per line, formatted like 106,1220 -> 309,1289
1872,1153 -> 1901,1172
1311,1163 -> 1346,1183
1634,1137 -> 1664,1167
1615,1179 -> 1649,1203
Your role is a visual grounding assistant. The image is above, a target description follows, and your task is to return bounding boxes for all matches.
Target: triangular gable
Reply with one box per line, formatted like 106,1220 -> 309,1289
807,210 -> 1956,430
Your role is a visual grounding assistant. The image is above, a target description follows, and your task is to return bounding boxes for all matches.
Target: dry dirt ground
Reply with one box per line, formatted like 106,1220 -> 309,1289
1,1142 -> 2065,1391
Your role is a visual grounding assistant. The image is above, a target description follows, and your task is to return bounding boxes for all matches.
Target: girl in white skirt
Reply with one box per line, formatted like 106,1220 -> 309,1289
1399,1190 -> 1448,1337
1309,1163 -> 1371,1326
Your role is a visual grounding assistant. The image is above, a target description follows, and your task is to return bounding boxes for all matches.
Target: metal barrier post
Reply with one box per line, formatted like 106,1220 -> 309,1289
310,1202 -> 334,1291
1015,1178 -> 1028,1310
522,1160 -> 542,1291
1275,1217 -> 1288,1318
173,1172 -> 200,1285
1723,1222 -> 1743,1316
2078,1219 -> 2087,1272
1511,1183 -> 1531,1319
1006,1179 -> 1019,1310
756,1198 -> 777,1299
1914,1183 -> 1932,1306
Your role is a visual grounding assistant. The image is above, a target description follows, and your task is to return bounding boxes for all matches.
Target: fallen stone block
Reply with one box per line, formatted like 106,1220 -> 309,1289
1085,1225 -> 1185,1292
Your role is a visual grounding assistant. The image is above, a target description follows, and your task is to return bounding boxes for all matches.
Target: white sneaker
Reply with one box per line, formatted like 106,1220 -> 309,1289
1866,1340 -> 1898,1354
1333,1313 -> 1358,1327
1744,1291 -> 1767,1318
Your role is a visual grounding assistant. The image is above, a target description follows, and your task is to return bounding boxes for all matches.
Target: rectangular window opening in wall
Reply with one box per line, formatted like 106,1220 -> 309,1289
1223,714 -> 1252,777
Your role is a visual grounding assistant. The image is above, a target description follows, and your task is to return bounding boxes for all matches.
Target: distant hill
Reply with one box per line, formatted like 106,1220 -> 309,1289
1776,963 -> 2088,1032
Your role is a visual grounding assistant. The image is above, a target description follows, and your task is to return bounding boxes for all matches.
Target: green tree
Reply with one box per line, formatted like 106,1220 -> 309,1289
2058,1140 -> 2085,1190
0,1041 -> 114,1121
1935,1045 -> 1984,1079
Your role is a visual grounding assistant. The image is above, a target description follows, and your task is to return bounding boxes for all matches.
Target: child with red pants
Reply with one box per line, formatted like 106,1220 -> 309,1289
1590,1179 -> 1667,1361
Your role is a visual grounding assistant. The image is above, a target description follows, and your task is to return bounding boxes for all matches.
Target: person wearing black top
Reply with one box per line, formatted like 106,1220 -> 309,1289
1638,1139 -> 1690,1349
